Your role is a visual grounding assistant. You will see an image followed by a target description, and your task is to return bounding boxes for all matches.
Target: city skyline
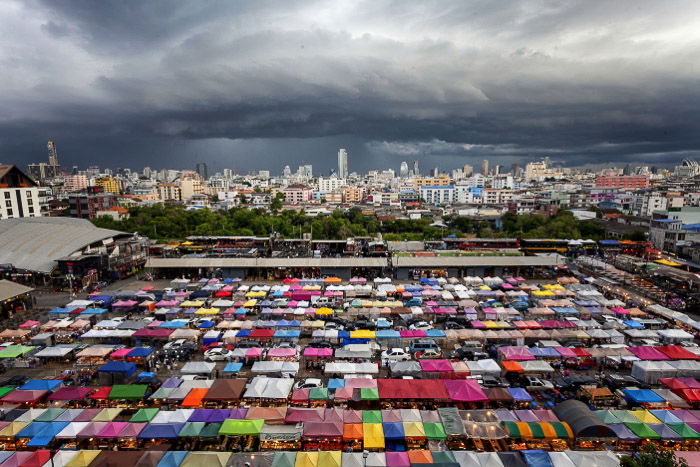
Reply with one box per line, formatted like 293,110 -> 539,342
1,1 -> 699,172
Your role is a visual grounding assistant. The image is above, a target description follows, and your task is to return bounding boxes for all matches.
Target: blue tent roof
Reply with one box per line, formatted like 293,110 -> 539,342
551,307 -> 580,316
137,372 -> 156,379
623,320 -> 645,329
599,239 -> 622,245
328,379 -> 345,389
236,329 -> 251,337
274,330 -> 300,338
48,307 -> 76,315
138,422 -> 185,439
521,450 -> 553,467
98,361 -> 137,376
128,347 -> 154,358
89,295 -> 114,306
198,321 -> 215,329
624,389 -> 665,404
156,451 -> 188,467
376,330 -> 401,338
382,422 -> 405,440
19,379 -> 62,391
338,331 -> 351,339
425,329 -> 446,338
80,308 -> 108,315
529,347 -> 559,358
160,321 -> 187,329
223,362 -> 243,374
509,387 -> 533,401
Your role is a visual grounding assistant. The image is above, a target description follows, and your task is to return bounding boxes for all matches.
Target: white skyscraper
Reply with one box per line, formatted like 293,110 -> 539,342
337,148 -> 348,179
399,161 -> 409,178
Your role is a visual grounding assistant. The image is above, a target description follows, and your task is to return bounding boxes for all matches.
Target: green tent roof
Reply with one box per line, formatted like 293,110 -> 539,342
667,422 -> 700,440
431,451 -> 456,463
624,422 -> 660,439
219,419 -> 264,436
550,422 -> 572,439
360,387 -> 379,401
0,387 -> 15,399
271,452 -> 296,467
149,387 -> 174,399
0,345 -> 35,358
362,410 -> 382,423
130,408 -> 159,422
108,384 -> 147,400
424,422 -> 447,439
309,387 -> 329,401
178,421 -> 205,437
595,410 -> 622,424
199,422 -> 223,438
35,408 -> 66,422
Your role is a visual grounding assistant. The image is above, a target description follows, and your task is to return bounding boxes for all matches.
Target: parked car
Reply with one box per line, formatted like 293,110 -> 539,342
409,339 -> 440,355
481,375 -> 510,388
524,376 -> 554,391
204,348 -> 232,362
416,348 -> 442,359
381,348 -> 412,362
235,340 -> 261,349
294,378 -> 323,390
408,321 -> 434,331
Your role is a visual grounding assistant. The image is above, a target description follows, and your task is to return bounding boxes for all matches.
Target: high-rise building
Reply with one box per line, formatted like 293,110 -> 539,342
283,165 -> 291,177
297,165 -> 313,179
413,160 -> 419,176
195,163 -> 208,180
481,160 -> 489,176
463,165 -> 473,177
511,163 -> 520,177
47,140 -> 59,166
432,167 -> 439,177
399,161 -> 409,178
338,149 -> 348,179
223,168 -> 234,179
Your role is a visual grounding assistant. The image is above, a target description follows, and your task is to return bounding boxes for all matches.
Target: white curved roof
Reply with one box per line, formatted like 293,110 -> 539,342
0,217 -> 125,273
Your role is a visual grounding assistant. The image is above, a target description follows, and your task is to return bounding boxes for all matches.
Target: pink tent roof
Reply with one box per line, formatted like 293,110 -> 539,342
332,387 -> 354,400
245,348 -> 263,358
110,348 -> 132,359
555,347 -> 577,358
285,408 -> 325,423
628,346 -> 670,360
19,320 -> 40,329
499,346 -> 535,361
48,387 -> 94,401
345,378 -> 377,388
444,379 -> 488,402
400,330 -> 426,338
132,328 -> 173,338
113,300 -> 137,307
155,300 -> 178,307
420,359 -> 453,372
303,421 -> 343,438
267,348 -> 296,358
678,378 -> 700,389
97,421 -> 128,438
303,348 -> 333,358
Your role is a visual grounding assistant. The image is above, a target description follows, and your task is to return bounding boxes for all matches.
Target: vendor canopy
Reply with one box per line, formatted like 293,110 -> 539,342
202,379 -> 247,401
554,400 -> 616,438
377,380 -> 449,400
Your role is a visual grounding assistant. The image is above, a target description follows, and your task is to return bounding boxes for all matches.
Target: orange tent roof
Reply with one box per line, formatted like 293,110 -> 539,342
502,361 -> 523,372
343,423 -> 363,440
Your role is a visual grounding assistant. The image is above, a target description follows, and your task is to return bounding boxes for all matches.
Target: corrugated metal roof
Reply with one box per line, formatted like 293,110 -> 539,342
0,217 -> 125,272
0,280 -> 34,301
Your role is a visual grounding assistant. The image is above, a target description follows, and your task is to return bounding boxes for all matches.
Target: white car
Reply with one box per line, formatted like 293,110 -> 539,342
525,376 -> 554,391
204,348 -> 232,362
381,348 -> 412,361
163,339 -> 188,350
294,378 -> 323,390
408,321 -> 434,331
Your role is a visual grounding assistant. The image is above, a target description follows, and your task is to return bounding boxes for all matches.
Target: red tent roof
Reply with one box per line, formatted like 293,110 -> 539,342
89,386 -> 112,400
657,345 -> 700,360
377,379 -> 449,400
249,329 -> 274,338
443,379 -> 488,402
677,388 -> 700,403
47,387 -> 94,401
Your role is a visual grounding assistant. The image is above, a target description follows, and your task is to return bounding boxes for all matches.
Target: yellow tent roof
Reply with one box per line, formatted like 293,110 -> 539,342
181,452 -> 231,467
0,421 -> 28,437
631,410 -> 662,424
483,320 -> 499,329
363,423 -> 385,449
316,307 -> 333,315
317,451 -> 341,467
294,451 -> 319,467
479,285 -> 492,290
243,300 -> 257,307
350,330 -> 376,339
403,421 -> 426,437
195,307 -> 220,315
65,450 -> 101,467
180,300 -> 204,308
655,259 -> 682,267
532,290 -> 555,296
92,408 -> 123,422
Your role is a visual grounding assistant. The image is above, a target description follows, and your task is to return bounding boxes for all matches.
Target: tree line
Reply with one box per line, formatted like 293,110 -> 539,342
91,204 -> 607,241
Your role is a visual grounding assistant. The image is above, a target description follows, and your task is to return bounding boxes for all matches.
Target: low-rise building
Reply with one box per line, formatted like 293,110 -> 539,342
0,165 -> 43,220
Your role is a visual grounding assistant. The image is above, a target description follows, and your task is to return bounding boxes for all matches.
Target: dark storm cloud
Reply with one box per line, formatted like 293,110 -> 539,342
1,0 -> 699,172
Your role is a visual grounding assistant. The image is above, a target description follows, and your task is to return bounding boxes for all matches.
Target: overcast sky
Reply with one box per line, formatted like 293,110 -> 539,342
1,0 -> 699,174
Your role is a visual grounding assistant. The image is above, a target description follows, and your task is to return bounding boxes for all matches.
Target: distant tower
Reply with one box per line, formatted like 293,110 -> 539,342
399,161 -> 409,178
47,140 -> 59,166
283,165 -> 291,177
481,159 -> 489,176
338,149 -> 348,178
413,160 -> 419,176
195,162 -> 208,179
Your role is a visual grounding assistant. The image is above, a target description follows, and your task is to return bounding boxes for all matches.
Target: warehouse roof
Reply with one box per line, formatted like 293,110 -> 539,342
0,280 -> 34,301
0,217 -> 126,273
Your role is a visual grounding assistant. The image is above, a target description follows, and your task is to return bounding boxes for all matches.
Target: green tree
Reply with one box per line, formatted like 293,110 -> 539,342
270,193 -> 284,214
620,442 -> 688,467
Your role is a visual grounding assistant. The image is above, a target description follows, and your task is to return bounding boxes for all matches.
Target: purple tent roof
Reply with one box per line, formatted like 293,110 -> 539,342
228,408 -> 248,419
138,422 -> 184,439
97,422 -> 128,438
78,422 -> 108,438
285,408 -> 325,423
73,409 -> 102,422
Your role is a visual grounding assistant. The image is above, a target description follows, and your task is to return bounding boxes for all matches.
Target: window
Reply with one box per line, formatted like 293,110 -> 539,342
5,200 -> 11,208
3,192 -> 9,199
6,209 -> 12,216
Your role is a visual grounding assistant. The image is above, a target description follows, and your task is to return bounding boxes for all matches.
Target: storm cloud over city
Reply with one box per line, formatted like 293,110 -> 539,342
2,0 -> 699,171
